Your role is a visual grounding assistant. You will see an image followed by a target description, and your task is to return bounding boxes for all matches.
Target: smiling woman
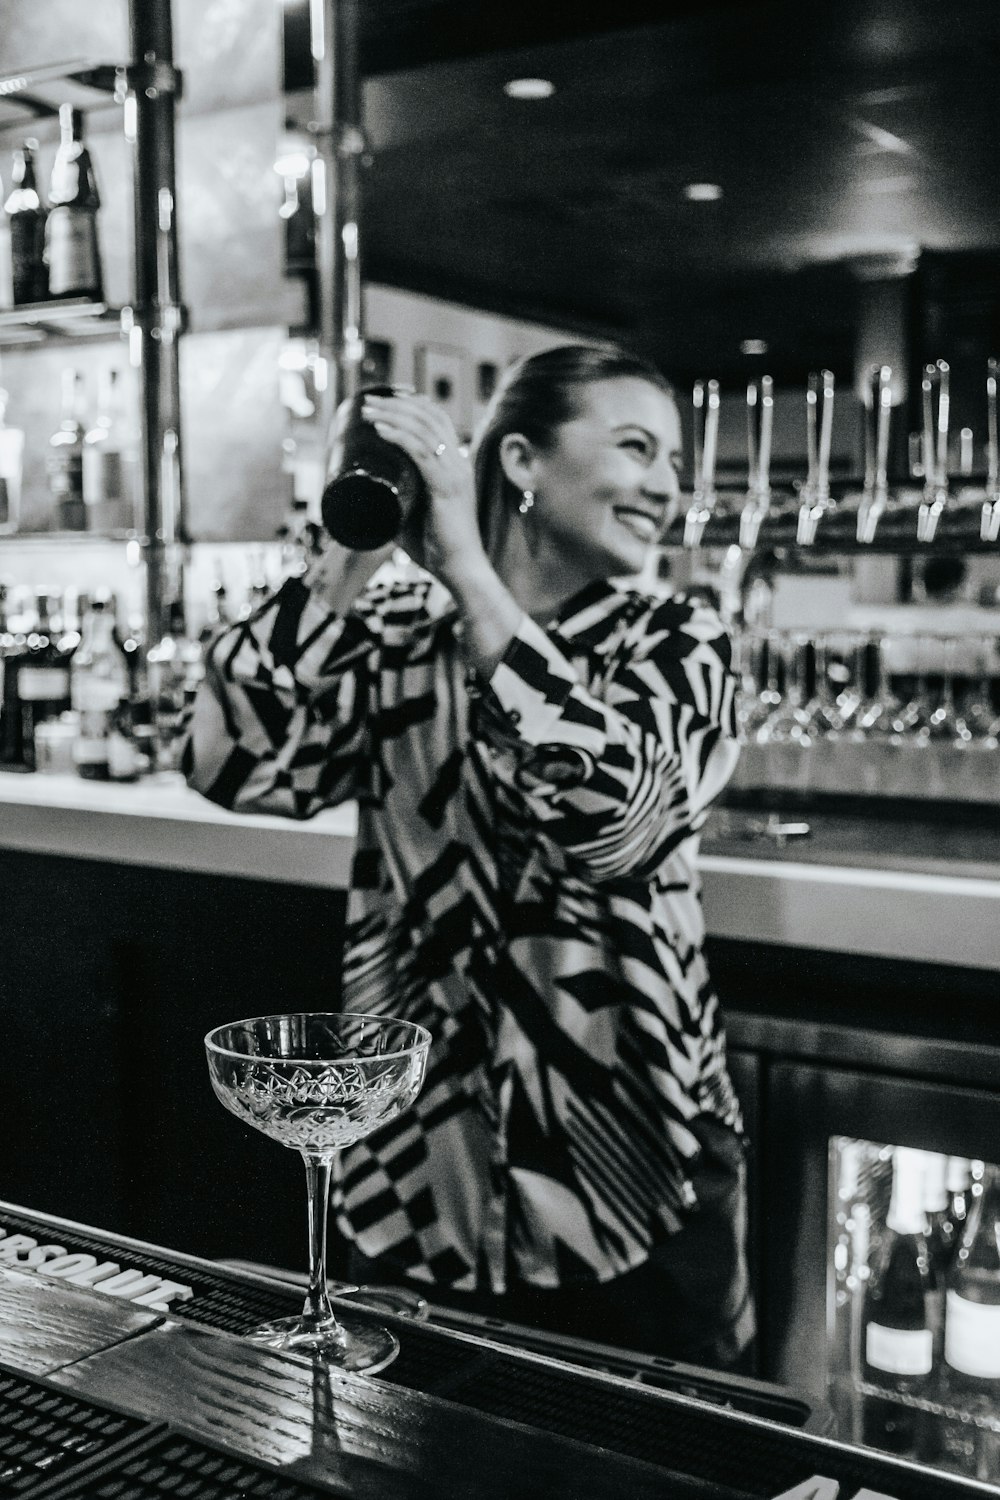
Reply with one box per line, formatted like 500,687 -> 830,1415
183,342 -> 751,1371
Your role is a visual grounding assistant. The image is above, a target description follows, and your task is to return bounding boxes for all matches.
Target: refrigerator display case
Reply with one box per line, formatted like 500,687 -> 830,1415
762,1059 -> 1000,1491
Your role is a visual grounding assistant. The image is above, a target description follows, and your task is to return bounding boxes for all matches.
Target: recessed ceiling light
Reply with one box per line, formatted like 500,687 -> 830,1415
682,182 -> 723,202
503,77 -> 556,100
740,339 -> 769,356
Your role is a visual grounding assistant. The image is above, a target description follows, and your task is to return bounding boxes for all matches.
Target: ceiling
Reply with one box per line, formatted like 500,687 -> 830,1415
299,0 -> 1000,383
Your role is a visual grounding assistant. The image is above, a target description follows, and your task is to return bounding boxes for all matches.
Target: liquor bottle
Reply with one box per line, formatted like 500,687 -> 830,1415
3,141 -> 48,304
861,1145 -> 937,1455
47,367 -> 88,530
944,1163 -> 1000,1404
70,592 -> 130,781
44,104 -> 103,301
147,598 -> 204,771
0,386 -> 25,533
82,367 -> 139,533
14,591 -> 75,771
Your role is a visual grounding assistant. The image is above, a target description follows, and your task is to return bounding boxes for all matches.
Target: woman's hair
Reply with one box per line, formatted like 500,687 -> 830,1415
472,343 -> 675,558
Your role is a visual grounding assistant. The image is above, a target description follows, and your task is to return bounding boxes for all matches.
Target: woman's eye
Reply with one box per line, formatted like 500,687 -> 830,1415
621,437 -> 651,458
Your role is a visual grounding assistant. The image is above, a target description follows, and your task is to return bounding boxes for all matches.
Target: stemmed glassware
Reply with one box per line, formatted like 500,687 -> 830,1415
205,1011 -> 430,1372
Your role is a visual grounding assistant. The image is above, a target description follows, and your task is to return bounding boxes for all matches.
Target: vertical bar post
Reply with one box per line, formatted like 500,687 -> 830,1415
128,0 -> 185,646
311,0 -> 366,446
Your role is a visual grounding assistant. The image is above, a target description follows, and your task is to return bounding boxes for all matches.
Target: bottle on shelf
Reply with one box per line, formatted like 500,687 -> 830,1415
147,598 -> 204,772
82,367 -> 139,533
3,141 -> 48,305
923,1151 -> 961,1278
47,367 -> 89,530
198,562 -> 232,650
861,1145 -> 939,1457
948,1157 -> 974,1236
0,387 -> 25,534
70,592 -> 131,781
944,1162 -> 1000,1404
3,590 -> 76,772
44,104 -> 103,302
828,1138 -> 872,1442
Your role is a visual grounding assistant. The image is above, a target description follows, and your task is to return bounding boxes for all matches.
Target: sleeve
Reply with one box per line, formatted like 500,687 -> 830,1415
474,595 -> 739,881
181,575 -> 381,819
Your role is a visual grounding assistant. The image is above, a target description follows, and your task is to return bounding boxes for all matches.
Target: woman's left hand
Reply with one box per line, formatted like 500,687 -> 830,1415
361,391 -> 487,583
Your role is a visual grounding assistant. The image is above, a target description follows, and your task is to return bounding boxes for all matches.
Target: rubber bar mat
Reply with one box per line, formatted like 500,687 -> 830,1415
26,1430 -> 346,1500
0,1367 -> 154,1499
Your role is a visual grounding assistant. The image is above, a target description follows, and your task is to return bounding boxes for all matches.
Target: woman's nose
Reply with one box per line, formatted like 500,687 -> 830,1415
645,453 -> 680,500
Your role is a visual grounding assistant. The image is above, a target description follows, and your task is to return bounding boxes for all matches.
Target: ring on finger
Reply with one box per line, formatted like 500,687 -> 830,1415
434,441 -> 448,457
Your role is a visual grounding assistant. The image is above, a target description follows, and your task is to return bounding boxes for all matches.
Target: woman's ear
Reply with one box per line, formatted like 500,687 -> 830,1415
498,431 -> 536,493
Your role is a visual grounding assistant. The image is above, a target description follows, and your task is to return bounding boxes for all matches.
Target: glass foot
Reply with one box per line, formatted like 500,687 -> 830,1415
244,1311 -> 399,1373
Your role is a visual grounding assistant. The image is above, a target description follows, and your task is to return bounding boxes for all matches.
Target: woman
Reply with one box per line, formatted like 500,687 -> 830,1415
183,343 -> 753,1371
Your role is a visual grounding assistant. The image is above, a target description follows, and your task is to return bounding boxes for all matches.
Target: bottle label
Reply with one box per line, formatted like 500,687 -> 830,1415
866,1322 -> 933,1376
19,667 -> 70,701
945,1291 -> 1000,1377
73,679 -> 122,713
83,449 -> 125,505
45,208 -> 101,298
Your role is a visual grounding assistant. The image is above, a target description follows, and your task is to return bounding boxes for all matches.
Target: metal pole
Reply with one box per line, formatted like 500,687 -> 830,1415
311,0 -> 366,442
128,0 -> 185,647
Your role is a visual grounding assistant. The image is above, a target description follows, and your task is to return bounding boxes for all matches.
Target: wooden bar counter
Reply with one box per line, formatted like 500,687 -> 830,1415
0,1202 -> 992,1499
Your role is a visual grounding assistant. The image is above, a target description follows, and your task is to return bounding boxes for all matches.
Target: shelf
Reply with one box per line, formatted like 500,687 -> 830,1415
0,300 -> 128,348
0,529 -> 142,546
0,59 -> 124,130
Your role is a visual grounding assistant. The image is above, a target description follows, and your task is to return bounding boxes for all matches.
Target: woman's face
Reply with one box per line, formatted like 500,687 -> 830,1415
515,377 -> 683,584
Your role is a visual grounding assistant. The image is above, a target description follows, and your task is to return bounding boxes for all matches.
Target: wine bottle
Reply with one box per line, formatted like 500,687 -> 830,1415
944,1163 -> 1000,1405
4,141 -> 48,304
861,1146 -> 937,1455
70,592 -> 130,781
47,367 -> 88,530
15,591 -> 76,771
923,1151 -> 960,1278
82,367 -> 139,533
948,1156 -> 974,1237
44,105 -> 103,301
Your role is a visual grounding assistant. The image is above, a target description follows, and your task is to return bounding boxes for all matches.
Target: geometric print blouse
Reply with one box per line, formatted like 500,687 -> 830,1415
183,566 -> 742,1294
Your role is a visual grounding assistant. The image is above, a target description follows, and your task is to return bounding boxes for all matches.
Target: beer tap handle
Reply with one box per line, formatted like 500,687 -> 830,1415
740,375 -> 774,548
857,366 -> 892,543
981,357 -> 1000,543
684,378 -> 720,547
918,360 -> 950,544
797,371 -> 834,545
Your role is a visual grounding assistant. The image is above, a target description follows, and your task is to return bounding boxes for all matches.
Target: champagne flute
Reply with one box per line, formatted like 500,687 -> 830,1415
205,1011 -> 430,1371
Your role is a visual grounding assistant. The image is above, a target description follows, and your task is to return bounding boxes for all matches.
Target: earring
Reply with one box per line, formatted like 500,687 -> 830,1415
518,489 -> 535,515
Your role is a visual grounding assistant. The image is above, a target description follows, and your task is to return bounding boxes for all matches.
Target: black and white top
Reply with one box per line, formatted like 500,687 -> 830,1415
184,566 -> 741,1294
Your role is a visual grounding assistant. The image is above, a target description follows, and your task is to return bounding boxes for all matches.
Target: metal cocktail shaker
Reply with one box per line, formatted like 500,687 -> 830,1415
320,385 -> 427,551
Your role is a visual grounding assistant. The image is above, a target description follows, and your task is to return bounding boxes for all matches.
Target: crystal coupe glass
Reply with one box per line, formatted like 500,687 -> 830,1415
205,1012 -> 430,1372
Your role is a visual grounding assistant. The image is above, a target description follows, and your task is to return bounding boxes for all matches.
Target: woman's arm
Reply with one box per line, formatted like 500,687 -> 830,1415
182,542 -> 394,818
475,594 -> 738,882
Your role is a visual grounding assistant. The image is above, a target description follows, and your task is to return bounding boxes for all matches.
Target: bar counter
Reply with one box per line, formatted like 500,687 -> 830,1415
1,768 -> 998,970
0,1200 -> 991,1500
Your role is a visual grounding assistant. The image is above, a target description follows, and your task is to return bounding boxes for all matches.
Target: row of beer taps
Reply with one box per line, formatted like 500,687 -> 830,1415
677,357 -> 1000,551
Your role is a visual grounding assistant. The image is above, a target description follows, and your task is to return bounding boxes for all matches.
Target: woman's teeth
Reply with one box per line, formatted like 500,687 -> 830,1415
614,508 -> 658,541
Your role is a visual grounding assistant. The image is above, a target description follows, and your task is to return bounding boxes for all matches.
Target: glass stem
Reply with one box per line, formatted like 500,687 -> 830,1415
302,1152 -> 339,1330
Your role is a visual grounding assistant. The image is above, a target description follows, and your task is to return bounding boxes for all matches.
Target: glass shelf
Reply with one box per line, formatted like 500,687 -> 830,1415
0,301 -> 128,349
0,59 -> 124,131
0,529 -> 142,546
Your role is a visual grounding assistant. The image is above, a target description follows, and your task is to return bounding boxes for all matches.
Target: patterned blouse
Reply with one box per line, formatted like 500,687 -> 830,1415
183,565 -> 741,1294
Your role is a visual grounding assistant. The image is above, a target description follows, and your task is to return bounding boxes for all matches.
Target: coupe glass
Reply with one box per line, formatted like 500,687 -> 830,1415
205,1011 -> 430,1372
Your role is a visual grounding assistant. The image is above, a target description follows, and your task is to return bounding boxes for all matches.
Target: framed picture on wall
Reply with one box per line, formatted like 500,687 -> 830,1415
414,342 -> 468,438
